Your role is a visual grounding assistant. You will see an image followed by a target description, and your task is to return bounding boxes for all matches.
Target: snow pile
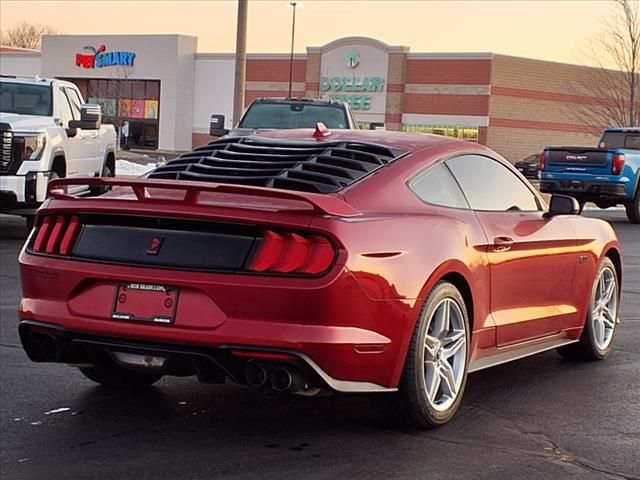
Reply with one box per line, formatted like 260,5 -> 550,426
116,160 -> 157,177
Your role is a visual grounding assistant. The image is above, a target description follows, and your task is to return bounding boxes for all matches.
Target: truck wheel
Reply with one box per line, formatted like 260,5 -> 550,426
45,170 -> 63,199
577,200 -> 587,214
625,191 -> 640,224
89,163 -> 115,196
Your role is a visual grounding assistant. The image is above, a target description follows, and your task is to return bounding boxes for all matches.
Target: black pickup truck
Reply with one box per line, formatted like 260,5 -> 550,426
209,98 -> 360,137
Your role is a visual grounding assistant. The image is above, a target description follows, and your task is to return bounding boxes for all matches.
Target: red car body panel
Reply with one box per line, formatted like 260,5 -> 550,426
18,129 -> 622,390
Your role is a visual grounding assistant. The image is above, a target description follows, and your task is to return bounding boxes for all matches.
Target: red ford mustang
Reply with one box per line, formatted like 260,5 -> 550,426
18,128 -> 623,427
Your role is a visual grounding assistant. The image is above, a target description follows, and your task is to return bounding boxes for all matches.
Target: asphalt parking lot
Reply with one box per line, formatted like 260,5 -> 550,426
0,211 -> 638,480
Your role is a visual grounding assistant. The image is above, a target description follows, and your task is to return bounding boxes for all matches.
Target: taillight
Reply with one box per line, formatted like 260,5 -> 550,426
612,154 -> 625,175
248,230 -> 336,275
32,215 -> 81,256
539,151 -> 546,171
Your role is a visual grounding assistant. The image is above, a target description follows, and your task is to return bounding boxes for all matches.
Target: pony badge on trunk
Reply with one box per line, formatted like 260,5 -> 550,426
146,236 -> 164,255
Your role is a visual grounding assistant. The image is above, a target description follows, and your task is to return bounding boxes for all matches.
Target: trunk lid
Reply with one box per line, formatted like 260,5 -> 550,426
33,177 -> 356,274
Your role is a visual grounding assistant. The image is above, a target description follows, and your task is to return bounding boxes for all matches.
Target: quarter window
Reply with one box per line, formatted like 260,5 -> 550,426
446,155 -> 540,211
409,163 -> 469,209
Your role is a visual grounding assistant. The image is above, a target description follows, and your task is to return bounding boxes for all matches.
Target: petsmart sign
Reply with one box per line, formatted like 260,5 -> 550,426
75,44 -> 136,69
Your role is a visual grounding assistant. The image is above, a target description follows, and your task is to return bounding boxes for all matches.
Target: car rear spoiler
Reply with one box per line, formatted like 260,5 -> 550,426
47,177 -> 361,218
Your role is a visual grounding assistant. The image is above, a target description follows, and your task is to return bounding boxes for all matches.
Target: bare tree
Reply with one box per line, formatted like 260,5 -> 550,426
569,0 -> 640,130
0,21 -> 58,50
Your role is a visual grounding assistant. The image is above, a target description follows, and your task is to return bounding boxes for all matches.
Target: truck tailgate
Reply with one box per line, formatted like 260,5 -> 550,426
546,147 -> 611,174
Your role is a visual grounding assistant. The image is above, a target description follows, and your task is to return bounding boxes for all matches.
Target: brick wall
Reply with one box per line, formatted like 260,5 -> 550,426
305,51 -> 321,97
385,52 -> 407,130
487,55 -> 604,162
486,127 -> 598,163
405,58 -> 492,85
244,58 -> 306,106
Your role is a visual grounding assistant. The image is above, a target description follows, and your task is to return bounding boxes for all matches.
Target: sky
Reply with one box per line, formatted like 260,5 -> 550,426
0,0 -> 620,67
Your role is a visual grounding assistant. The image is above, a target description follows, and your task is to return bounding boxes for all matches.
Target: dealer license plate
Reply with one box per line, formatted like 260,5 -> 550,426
112,283 -> 179,324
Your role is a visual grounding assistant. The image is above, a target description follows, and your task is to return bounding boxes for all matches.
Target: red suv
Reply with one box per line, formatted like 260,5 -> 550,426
18,128 -> 622,427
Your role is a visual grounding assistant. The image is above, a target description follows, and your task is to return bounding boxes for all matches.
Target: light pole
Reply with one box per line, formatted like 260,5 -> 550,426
233,0 -> 248,126
288,2 -> 302,98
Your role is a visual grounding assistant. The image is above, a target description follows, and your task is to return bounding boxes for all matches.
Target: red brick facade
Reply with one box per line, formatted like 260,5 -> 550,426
196,40 -> 612,161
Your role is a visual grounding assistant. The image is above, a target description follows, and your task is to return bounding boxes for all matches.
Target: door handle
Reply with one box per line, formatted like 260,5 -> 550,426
492,236 -> 514,252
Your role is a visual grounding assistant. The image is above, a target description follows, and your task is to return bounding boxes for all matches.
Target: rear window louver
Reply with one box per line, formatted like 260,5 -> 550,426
148,137 -> 407,193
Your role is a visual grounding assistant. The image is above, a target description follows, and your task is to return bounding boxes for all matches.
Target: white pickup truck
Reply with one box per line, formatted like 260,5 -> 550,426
0,76 -> 117,220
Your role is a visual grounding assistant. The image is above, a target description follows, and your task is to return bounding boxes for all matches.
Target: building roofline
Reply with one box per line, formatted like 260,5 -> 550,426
195,53 -> 307,60
490,52 -> 609,70
0,45 -> 42,55
307,36 -> 409,54
407,52 -> 494,60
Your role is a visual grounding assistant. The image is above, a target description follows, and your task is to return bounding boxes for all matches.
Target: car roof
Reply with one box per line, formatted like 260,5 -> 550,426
251,97 -> 345,106
255,127 -> 462,152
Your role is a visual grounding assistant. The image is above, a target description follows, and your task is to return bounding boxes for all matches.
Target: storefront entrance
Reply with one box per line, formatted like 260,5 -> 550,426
65,78 -> 161,150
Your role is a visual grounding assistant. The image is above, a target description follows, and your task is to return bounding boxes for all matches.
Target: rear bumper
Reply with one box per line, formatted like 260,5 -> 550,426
18,251 -> 416,390
539,179 -> 629,201
18,320 -> 396,393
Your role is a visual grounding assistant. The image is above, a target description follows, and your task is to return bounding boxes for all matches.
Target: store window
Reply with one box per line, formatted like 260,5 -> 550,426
403,124 -> 479,142
77,78 -> 161,150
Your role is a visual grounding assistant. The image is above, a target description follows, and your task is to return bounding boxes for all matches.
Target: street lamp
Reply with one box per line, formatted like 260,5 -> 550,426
288,2 -> 302,98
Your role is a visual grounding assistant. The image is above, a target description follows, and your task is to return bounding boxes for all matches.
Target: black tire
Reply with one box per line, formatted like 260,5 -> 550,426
45,170 -> 62,199
90,162 -> 115,196
79,357 -> 163,388
577,199 -> 586,214
370,281 -> 470,428
558,257 -> 619,361
625,190 -> 640,224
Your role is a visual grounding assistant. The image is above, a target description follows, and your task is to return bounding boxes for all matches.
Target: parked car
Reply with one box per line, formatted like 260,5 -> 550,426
0,76 -> 117,223
515,153 -> 540,179
209,97 -> 360,137
18,128 -> 622,428
540,127 -> 640,223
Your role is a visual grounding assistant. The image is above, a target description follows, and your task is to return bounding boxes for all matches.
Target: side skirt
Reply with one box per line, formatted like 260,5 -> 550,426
468,335 -> 579,373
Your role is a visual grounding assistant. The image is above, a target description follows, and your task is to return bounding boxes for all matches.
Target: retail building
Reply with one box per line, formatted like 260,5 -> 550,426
1,34 -> 603,161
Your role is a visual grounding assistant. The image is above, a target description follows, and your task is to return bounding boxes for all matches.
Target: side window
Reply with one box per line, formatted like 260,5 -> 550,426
57,88 -> 74,128
446,154 -> 540,212
408,163 -> 469,209
64,87 -> 82,120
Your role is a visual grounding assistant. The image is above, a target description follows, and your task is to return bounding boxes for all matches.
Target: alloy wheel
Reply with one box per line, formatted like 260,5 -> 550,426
592,266 -> 618,351
422,298 -> 467,412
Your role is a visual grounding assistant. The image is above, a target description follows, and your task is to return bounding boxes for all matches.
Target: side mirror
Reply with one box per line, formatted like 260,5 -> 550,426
543,194 -> 580,218
69,104 -> 102,130
210,114 -> 229,136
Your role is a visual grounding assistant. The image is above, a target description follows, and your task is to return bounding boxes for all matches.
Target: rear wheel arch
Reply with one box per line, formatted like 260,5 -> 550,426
390,264 -> 475,387
604,247 -> 622,288
415,261 -> 476,333
440,272 -> 475,334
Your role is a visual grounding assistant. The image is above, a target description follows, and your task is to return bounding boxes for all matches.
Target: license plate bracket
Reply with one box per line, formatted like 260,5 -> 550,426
111,283 -> 179,324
